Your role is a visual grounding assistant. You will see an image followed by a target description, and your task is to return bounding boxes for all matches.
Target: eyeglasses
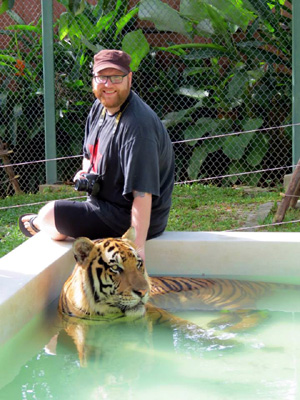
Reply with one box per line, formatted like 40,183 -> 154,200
93,74 -> 128,84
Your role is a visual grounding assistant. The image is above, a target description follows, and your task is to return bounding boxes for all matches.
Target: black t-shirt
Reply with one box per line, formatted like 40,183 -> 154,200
83,91 -> 174,238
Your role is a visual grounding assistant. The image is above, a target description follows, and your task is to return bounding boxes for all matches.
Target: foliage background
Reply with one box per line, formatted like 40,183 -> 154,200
0,0 -> 293,196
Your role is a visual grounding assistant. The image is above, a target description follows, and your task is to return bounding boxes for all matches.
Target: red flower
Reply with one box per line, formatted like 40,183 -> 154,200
15,59 -> 25,76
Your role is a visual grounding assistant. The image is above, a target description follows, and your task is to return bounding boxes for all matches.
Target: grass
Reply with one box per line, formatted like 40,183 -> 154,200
1,184 -> 299,258
0,185 -> 81,258
168,184 -> 280,231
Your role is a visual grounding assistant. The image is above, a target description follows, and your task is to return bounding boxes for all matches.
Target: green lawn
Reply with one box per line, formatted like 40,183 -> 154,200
1,184 -> 299,258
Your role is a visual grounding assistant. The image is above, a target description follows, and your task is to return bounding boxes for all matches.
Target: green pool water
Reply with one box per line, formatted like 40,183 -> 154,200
0,280 -> 299,400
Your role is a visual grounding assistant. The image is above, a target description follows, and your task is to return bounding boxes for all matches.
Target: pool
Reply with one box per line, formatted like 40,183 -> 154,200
0,279 -> 299,400
0,231 -> 300,399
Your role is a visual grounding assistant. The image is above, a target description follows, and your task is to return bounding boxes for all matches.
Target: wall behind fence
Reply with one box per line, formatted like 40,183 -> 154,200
0,0 -> 293,196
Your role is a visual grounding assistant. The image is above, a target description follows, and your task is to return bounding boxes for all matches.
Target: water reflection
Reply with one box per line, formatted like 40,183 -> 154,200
0,302 -> 241,399
1,283 -> 299,400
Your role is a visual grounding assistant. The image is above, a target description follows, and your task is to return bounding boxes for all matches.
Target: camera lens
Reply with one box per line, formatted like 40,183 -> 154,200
74,178 -> 88,191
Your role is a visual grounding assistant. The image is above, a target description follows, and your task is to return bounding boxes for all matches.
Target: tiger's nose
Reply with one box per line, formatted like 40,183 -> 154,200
133,289 -> 148,298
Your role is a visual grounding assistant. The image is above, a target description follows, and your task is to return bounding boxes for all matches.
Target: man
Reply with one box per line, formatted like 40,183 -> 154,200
19,49 -> 174,261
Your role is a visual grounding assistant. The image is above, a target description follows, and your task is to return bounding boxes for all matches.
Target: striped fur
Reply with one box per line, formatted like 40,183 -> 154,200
149,277 -> 280,310
58,228 -> 297,365
59,227 -> 294,327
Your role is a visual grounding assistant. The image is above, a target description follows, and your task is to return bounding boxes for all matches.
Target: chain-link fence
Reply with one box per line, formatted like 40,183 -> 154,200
0,0 -> 293,196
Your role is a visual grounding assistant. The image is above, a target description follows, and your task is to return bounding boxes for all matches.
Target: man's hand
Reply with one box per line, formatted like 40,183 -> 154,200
73,157 -> 92,182
73,170 -> 88,182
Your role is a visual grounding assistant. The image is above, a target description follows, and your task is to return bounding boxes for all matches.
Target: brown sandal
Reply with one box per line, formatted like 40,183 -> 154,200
18,214 -> 40,237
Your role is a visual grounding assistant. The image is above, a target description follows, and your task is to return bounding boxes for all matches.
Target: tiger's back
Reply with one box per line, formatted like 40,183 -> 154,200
149,276 -> 281,310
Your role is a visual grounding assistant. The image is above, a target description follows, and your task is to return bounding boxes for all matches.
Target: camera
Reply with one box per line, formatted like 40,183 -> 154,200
74,173 -> 100,196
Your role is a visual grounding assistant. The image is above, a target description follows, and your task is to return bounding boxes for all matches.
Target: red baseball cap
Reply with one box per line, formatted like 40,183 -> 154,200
93,50 -> 132,74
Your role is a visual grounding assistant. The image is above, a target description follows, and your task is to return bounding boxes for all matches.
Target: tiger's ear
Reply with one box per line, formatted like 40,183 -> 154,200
122,226 -> 136,242
73,237 -> 95,266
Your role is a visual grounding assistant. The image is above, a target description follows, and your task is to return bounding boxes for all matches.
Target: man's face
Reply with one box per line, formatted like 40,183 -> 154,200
92,68 -> 132,112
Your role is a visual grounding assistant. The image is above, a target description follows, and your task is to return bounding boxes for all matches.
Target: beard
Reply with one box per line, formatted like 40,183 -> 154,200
93,79 -> 131,111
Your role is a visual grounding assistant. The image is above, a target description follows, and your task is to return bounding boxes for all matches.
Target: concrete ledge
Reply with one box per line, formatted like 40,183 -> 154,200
146,231 -> 300,283
0,233 -> 74,345
1,230 -> 300,344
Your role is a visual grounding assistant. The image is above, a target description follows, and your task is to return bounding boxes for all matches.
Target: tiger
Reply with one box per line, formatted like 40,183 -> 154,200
58,226 -> 284,329
56,227 -> 298,366
57,227 -> 241,365
58,227 -> 224,333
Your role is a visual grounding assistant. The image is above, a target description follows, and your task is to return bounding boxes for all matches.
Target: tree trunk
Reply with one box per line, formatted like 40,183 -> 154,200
274,159 -> 300,222
0,139 -> 23,195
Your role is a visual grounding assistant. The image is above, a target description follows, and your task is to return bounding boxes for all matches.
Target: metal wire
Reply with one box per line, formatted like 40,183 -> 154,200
224,219 -> 300,232
1,122 -> 299,170
0,155 -> 82,170
172,122 -> 300,145
174,165 -> 295,185
0,196 -> 86,211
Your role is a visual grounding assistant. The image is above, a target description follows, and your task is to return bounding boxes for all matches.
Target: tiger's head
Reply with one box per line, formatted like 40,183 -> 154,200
58,227 -> 150,319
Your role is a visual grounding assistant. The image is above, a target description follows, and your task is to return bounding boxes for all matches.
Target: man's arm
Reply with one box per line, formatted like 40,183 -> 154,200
131,191 -> 152,262
82,157 -> 91,171
73,157 -> 91,182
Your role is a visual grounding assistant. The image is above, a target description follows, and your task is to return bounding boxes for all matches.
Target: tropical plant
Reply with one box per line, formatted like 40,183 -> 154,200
0,10 -> 46,194
0,0 -> 15,15
137,0 -> 292,185
0,0 -> 292,193
0,0 -> 152,192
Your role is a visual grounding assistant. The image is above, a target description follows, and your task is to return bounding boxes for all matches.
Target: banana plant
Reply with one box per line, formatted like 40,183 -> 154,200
0,0 -> 15,15
0,13 -> 44,147
56,0 -> 150,72
139,0 -> 291,185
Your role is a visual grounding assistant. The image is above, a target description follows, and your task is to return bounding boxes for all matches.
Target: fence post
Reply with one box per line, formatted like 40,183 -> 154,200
41,0 -> 57,184
293,0 -> 300,167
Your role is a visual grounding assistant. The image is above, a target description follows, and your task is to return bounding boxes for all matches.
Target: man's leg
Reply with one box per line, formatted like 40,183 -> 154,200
21,201 -> 67,240
21,199 -> 123,240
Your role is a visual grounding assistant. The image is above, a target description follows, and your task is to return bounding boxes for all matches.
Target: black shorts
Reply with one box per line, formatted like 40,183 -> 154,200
54,199 -> 122,240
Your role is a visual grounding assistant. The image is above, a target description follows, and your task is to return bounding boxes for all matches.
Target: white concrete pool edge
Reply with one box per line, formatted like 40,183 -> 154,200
1,230 -> 300,345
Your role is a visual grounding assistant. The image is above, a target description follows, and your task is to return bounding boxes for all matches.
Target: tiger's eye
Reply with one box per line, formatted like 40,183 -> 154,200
110,265 -> 122,274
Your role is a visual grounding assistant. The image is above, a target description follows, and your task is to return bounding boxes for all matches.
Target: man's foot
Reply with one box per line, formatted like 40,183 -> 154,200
19,214 -> 40,237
